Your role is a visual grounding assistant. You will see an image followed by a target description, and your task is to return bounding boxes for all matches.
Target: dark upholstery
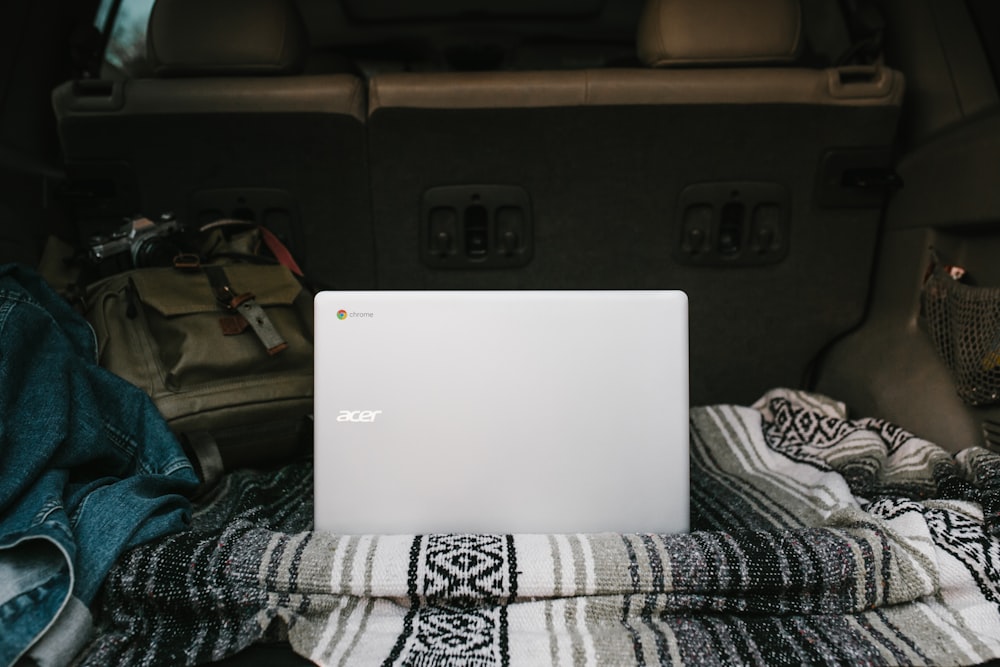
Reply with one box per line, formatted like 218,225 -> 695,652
363,0 -> 904,405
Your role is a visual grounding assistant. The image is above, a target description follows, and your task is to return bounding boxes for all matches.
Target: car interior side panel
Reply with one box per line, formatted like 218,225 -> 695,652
815,110 -> 1000,453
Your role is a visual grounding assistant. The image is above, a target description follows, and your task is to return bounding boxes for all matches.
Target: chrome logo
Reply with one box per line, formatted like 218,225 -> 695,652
337,310 -> 347,320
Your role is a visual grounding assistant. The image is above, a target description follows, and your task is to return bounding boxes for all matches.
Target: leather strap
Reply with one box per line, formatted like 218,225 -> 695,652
182,430 -> 226,489
231,295 -> 289,355
258,225 -> 305,277
194,220 -> 306,278
205,265 -> 288,355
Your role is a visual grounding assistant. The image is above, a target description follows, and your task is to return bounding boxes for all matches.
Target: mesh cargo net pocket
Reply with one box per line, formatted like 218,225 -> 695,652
922,265 -> 1000,406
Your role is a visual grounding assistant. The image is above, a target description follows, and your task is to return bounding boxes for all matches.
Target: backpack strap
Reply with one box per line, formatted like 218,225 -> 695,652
182,431 -> 226,491
258,225 -> 305,277
204,264 -> 289,355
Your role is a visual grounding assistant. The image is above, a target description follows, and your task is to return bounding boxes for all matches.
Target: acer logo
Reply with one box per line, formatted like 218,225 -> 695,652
337,410 -> 383,423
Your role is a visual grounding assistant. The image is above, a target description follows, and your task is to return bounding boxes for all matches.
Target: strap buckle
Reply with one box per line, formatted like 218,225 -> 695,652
204,265 -> 288,356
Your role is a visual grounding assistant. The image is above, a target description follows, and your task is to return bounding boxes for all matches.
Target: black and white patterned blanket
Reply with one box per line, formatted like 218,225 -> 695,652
78,390 -> 1000,666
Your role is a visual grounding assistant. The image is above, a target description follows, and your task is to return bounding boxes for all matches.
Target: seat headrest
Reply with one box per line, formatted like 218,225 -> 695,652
146,0 -> 308,76
637,0 -> 802,67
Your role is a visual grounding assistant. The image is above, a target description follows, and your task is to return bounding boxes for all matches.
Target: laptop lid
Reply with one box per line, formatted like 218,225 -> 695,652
313,290 -> 688,534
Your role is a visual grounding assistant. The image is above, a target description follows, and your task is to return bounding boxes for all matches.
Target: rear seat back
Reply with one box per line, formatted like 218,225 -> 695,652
366,0 -> 904,405
52,0 -> 373,289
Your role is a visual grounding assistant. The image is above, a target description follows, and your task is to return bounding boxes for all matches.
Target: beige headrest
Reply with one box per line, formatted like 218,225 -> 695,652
147,0 -> 308,76
637,0 -> 803,67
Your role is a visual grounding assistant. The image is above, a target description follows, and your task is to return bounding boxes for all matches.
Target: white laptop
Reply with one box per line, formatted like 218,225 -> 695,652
313,290 -> 689,535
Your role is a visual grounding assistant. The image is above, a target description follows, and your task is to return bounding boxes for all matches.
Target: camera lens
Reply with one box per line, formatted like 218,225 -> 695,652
132,237 -> 182,268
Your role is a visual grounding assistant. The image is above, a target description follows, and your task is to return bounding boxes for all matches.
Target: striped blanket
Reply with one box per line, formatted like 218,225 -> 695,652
78,390 -> 1000,666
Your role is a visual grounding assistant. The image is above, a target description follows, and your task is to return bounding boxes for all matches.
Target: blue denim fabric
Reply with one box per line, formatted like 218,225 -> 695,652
0,264 -> 199,666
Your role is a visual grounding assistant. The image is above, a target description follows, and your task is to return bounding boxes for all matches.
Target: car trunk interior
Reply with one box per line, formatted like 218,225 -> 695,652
2,0 -> 1000,664
3,0 -> 995,447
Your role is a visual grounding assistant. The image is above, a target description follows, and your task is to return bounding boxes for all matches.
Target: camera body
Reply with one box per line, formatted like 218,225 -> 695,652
89,214 -> 185,274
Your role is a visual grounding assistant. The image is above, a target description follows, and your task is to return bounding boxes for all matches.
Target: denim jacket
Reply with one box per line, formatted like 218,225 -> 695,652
0,264 -> 199,667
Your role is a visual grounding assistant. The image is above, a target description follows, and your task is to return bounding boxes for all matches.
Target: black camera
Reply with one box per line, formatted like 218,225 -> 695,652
88,214 -> 187,275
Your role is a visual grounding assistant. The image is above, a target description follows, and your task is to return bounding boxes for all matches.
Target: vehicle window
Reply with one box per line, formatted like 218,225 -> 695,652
93,0 -> 115,32
97,0 -> 155,76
